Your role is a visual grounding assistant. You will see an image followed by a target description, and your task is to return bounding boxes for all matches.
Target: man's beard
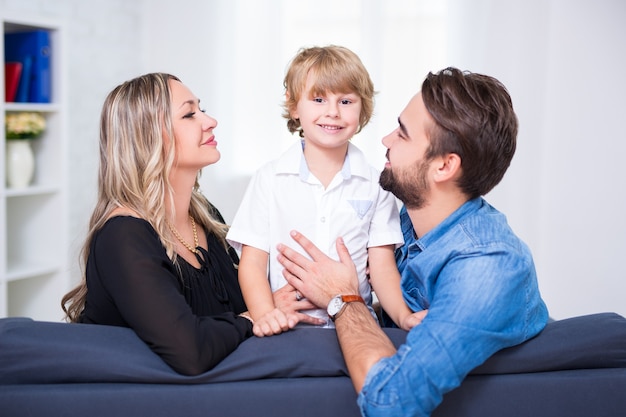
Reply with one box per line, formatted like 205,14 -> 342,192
379,159 -> 430,210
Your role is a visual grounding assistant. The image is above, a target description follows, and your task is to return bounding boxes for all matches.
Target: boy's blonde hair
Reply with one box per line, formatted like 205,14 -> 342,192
282,45 -> 375,138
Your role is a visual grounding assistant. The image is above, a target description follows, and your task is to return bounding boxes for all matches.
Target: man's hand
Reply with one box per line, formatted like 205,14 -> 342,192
252,284 -> 326,337
277,231 -> 360,308
278,230 -> 396,393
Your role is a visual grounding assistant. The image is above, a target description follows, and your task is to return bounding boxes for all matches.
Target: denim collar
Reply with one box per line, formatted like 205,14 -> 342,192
401,197 -> 485,251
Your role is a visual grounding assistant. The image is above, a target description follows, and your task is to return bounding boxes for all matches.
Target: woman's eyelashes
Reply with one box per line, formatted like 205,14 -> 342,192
183,109 -> 206,119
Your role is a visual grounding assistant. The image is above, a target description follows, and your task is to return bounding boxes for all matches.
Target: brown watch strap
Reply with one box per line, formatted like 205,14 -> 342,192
332,295 -> 365,322
341,295 -> 365,304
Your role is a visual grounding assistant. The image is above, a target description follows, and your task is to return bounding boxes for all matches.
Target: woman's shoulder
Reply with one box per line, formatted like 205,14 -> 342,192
91,215 -> 166,264
108,206 -> 140,218
102,214 -> 151,230
96,214 -> 157,243
102,207 -> 149,227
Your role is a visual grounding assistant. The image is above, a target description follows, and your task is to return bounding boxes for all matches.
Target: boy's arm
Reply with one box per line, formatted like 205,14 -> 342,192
238,245 -> 275,321
239,245 -> 324,336
368,245 -> 425,330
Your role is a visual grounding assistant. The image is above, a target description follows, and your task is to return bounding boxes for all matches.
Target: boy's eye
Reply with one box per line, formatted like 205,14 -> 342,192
313,97 -> 324,103
341,99 -> 352,105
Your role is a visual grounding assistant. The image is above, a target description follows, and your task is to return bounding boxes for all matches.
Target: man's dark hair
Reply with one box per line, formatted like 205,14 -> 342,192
421,67 -> 518,198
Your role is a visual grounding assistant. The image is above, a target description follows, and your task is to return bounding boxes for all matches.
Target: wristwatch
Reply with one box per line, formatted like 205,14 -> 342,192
327,294 -> 365,322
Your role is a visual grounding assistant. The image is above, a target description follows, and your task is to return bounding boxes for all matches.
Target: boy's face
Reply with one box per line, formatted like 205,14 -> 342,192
291,72 -> 362,151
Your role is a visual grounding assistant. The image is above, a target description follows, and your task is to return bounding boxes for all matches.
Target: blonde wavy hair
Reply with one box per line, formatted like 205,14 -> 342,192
62,73 -> 228,322
282,45 -> 375,138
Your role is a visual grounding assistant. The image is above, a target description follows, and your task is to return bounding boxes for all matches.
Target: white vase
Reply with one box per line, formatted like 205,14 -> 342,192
6,140 -> 35,188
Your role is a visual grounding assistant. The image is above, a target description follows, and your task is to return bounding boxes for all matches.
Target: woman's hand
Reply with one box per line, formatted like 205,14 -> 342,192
252,308 -> 295,337
272,282 -> 317,312
252,303 -> 325,337
252,284 -> 325,337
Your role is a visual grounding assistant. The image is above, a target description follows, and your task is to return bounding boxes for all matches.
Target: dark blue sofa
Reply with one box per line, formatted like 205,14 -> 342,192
1,313 -> 625,416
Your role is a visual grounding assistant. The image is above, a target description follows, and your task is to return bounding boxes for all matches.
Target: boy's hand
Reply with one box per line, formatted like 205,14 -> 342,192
252,307 -> 325,337
399,309 -> 429,331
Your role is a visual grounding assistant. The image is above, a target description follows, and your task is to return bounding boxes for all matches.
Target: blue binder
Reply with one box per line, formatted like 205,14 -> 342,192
4,30 -> 51,103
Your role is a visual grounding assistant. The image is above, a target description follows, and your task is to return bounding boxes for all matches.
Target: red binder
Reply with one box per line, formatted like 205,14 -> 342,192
4,62 -> 22,102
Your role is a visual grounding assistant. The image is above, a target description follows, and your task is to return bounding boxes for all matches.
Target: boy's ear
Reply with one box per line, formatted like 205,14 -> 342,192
433,153 -> 461,182
285,92 -> 298,119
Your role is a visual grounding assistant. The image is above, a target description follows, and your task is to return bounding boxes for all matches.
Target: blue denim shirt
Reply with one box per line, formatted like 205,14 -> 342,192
358,198 -> 549,416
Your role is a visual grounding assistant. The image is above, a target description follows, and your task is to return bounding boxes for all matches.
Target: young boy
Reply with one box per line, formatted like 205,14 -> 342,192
227,45 -> 421,336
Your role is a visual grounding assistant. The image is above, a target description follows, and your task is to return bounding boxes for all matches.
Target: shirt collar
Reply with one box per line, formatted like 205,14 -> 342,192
275,140 -> 373,182
401,197 -> 485,249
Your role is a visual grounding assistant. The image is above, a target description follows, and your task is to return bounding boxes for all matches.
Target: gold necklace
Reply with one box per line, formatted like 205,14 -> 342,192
167,216 -> 200,255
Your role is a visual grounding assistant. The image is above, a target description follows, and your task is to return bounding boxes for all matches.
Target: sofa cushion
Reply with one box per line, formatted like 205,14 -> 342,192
471,312 -> 626,374
0,319 -> 404,384
0,313 -> 624,385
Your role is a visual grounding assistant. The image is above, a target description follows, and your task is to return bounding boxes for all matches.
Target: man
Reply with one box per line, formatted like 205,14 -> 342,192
276,67 -> 549,416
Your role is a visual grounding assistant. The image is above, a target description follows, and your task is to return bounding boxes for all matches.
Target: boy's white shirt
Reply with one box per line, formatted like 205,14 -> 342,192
227,141 -> 403,325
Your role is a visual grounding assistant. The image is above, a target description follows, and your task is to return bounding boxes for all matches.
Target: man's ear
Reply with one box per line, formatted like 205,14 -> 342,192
433,153 -> 461,183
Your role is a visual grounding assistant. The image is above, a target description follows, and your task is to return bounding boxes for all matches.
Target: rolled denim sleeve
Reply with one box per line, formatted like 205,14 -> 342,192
358,340 -> 457,417
358,315 -> 480,417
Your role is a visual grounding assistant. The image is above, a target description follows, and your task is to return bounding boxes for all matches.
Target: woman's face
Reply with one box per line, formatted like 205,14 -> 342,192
169,79 -> 220,173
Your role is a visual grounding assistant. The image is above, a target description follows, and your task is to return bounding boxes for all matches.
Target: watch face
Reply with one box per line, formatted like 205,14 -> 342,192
327,295 -> 344,316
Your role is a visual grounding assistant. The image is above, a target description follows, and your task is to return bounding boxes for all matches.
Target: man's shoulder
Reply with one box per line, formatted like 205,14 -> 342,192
444,204 -> 531,261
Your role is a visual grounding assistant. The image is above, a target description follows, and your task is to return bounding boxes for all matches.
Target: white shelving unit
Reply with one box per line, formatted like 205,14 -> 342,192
1,14 -> 68,321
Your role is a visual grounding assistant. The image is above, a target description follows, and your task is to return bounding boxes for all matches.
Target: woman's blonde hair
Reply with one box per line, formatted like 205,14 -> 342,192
62,73 -> 228,322
282,45 -> 375,137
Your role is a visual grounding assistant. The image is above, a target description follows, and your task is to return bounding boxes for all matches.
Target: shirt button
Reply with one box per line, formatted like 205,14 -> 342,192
320,217 -> 326,223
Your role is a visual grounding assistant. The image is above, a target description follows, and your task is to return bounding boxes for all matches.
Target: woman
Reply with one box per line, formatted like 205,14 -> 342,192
61,73 -> 254,375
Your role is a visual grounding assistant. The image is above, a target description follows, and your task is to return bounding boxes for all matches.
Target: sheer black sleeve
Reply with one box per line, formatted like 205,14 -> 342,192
81,216 -> 253,375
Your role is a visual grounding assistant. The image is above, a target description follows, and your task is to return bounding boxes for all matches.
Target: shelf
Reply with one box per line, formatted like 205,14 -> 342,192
3,102 -> 60,112
4,261 -> 61,282
5,184 -> 60,197
1,13 -> 67,321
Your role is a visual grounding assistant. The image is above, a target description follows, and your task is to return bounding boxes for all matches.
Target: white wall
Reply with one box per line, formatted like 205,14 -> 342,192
445,0 -> 626,319
142,0 -> 448,224
2,0 -> 624,320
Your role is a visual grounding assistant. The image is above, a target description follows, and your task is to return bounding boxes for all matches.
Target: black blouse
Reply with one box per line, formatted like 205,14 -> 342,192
79,215 -> 253,375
